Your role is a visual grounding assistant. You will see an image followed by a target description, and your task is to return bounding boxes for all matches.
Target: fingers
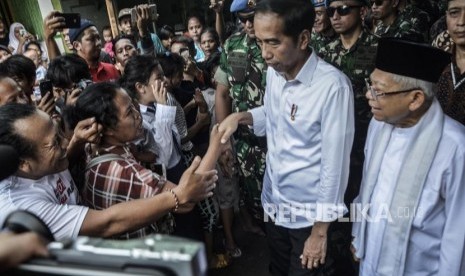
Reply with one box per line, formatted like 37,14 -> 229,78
220,128 -> 234,144
300,254 -> 320,270
151,80 -> 167,104
320,250 -> 326,264
75,118 -> 103,143
38,93 -> 55,115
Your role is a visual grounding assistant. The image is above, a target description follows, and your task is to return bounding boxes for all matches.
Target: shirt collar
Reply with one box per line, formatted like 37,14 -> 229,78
139,103 -> 149,113
294,49 -> 317,87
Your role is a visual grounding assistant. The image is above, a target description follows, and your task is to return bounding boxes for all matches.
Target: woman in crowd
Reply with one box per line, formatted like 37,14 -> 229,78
65,81 -> 225,239
8,22 -> 35,54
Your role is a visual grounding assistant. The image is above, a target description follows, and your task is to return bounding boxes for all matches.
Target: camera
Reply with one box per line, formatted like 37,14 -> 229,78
19,29 -> 26,37
131,4 -> 158,25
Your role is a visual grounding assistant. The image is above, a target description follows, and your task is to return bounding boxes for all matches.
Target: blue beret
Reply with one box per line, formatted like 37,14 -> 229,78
312,0 -> 328,7
230,0 -> 256,13
68,19 -> 95,43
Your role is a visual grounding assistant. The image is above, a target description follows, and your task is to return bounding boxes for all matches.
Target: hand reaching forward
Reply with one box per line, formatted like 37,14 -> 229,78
174,156 -> 218,204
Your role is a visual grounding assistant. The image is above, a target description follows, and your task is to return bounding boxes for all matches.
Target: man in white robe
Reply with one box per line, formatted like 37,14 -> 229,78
351,38 -> 465,275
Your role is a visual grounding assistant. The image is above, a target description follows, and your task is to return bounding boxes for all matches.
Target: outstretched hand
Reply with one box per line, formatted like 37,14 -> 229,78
218,114 -> 239,144
175,156 -> 218,204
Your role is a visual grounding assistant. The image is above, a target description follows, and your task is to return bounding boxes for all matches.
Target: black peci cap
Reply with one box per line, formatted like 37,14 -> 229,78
375,38 -> 451,83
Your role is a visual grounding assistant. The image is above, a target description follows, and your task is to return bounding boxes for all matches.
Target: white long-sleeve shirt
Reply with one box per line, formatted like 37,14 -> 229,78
139,103 -> 181,169
249,51 -> 355,228
354,114 -> 465,276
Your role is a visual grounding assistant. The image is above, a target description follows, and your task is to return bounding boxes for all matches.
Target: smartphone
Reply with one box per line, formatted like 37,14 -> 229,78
19,29 -> 26,37
61,13 -> 81,29
131,4 -> 157,25
39,79 -> 53,98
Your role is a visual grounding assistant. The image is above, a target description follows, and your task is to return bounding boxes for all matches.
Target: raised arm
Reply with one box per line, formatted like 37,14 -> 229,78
43,11 -> 65,60
79,154 -> 218,237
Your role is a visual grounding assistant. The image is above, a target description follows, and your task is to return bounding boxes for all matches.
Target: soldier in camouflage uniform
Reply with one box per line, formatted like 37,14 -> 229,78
398,0 -> 431,42
371,0 -> 425,42
310,0 -> 338,54
215,0 -> 267,222
320,1 -> 377,274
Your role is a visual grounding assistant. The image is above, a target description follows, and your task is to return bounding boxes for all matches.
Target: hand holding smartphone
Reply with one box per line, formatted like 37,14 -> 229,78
60,13 -> 81,29
39,80 -> 53,99
131,4 -> 157,25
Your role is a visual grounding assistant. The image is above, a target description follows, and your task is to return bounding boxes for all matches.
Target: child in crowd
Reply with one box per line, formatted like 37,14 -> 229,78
158,25 -> 175,53
102,26 -> 115,61
186,15 -> 205,62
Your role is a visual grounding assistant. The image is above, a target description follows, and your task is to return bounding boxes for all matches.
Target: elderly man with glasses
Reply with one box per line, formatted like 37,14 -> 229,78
352,38 -> 465,275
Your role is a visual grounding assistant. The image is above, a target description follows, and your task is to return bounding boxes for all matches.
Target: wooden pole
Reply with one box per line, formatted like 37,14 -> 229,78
105,0 -> 118,37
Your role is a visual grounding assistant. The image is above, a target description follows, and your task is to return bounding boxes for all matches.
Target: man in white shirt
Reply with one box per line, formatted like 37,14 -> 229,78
219,0 -> 354,274
351,38 -> 465,275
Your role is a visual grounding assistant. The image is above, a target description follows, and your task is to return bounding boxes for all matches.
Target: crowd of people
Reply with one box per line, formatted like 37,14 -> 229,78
0,0 -> 464,275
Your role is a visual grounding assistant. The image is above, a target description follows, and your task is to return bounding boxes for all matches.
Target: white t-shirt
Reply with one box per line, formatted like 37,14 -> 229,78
0,170 -> 88,240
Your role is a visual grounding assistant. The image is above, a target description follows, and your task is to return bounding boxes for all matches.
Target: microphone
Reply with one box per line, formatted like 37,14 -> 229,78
0,144 -> 19,181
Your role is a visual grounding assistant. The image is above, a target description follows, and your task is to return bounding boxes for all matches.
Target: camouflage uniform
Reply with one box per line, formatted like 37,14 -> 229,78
320,30 -> 378,159
319,28 -> 378,203
374,12 -> 425,42
398,4 -> 431,42
220,31 -> 267,220
319,29 -> 378,276
310,31 -> 338,55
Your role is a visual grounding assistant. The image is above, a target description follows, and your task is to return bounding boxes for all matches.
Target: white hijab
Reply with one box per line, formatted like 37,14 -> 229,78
8,22 -> 25,54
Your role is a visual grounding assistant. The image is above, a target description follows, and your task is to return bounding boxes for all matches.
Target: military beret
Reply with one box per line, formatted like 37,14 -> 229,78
375,38 -> 451,83
230,0 -> 257,13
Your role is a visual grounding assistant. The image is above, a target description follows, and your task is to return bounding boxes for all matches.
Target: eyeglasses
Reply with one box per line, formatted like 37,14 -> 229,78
237,13 -> 254,24
365,78 -> 418,101
370,0 -> 386,6
326,5 -> 362,17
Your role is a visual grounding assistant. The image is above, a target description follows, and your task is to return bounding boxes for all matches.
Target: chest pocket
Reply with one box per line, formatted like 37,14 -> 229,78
229,52 -> 248,84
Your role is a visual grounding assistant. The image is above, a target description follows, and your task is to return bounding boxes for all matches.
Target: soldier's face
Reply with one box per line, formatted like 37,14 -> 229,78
371,0 -> 396,21
328,1 -> 363,35
238,11 -> 256,38
447,0 -> 465,46
314,6 -> 331,33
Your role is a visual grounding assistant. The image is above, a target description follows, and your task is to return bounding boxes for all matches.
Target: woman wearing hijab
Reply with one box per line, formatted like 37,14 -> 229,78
8,22 -> 35,54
